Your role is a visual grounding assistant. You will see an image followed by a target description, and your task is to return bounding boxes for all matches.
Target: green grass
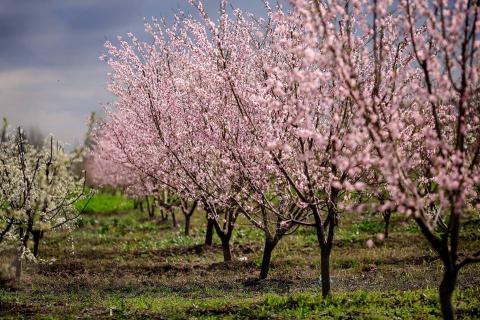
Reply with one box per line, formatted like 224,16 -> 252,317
75,191 -> 134,214
1,191 -> 479,319
103,289 -> 469,319
1,288 -> 479,319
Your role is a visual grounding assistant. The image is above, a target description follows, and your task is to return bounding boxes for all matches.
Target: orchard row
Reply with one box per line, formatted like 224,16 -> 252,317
88,1 -> 480,319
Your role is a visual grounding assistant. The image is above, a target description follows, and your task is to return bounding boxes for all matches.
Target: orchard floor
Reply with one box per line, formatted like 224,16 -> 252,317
1,197 -> 480,319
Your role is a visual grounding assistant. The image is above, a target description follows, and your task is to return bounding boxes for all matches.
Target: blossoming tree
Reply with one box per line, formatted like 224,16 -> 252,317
0,127 -> 87,279
296,0 -> 480,317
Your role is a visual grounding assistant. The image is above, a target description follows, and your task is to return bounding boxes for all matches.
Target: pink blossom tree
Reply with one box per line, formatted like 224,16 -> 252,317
182,0 -> 310,278
236,3 -> 374,293
96,1 -> 315,273
296,0 -> 480,317
95,0 -> 372,288
96,12 -> 243,260
187,1 -> 378,289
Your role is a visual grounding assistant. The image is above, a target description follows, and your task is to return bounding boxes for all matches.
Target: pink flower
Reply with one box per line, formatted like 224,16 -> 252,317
366,239 -> 375,249
304,47 -> 316,63
376,233 -> 385,242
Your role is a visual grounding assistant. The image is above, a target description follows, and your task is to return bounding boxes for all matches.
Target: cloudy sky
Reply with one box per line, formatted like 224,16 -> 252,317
0,0 -> 283,148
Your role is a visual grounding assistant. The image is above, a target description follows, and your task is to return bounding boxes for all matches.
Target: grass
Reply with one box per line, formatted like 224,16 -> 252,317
1,192 -> 479,319
74,191 -> 134,214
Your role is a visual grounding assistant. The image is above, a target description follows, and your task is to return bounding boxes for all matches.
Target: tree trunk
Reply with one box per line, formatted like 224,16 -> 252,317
205,218 -> 214,246
383,210 -> 391,238
311,209 -> 333,297
320,249 -> 331,297
145,197 -> 152,219
146,197 -> 156,219
215,227 -> 234,262
171,211 -> 178,228
185,214 -> 191,236
439,265 -> 457,320
21,226 -> 30,251
260,238 -> 278,279
32,230 -> 42,257
221,238 -> 232,261
181,200 -> 197,236
14,248 -> 22,281
212,209 -> 237,262
159,208 -> 168,222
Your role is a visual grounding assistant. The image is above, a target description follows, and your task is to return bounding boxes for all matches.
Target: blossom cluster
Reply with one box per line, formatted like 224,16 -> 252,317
0,128 -> 88,259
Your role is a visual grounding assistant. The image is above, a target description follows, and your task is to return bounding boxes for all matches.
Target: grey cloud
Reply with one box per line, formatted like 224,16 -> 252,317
0,0 -> 288,146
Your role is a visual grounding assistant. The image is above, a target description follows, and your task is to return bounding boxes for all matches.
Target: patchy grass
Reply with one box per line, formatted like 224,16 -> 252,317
1,195 -> 479,319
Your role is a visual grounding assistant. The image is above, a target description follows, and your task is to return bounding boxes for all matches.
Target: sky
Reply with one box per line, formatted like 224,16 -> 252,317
0,0 -> 283,148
